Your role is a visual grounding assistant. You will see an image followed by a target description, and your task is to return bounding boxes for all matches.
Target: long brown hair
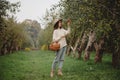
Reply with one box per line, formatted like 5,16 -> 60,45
54,19 -> 62,30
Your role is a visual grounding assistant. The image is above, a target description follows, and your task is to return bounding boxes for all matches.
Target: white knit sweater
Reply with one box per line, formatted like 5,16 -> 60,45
53,27 -> 70,48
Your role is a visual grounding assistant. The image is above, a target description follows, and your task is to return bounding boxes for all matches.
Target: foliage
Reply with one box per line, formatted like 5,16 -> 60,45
21,20 -> 41,48
0,17 -> 32,55
41,44 -> 48,50
0,0 -> 20,30
0,0 -> 20,17
49,0 -> 120,67
24,48 -> 31,51
38,28 -> 52,47
0,0 -> 21,55
38,9 -> 57,46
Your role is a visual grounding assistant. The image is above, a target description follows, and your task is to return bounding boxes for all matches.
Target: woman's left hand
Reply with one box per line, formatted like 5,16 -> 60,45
61,35 -> 65,38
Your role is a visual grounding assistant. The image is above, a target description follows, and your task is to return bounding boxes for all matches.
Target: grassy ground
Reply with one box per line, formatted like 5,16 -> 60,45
0,50 -> 120,80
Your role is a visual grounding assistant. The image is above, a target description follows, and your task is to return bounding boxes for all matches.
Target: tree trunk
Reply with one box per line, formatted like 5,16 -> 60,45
94,38 -> 104,63
111,3 -> 120,68
66,37 -> 75,56
112,50 -> 120,68
66,45 -> 71,56
84,31 -> 96,61
78,33 -> 87,59
70,38 -> 80,57
0,40 -> 7,55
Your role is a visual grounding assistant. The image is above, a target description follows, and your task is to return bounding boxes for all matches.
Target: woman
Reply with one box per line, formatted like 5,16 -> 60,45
50,19 -> 71,77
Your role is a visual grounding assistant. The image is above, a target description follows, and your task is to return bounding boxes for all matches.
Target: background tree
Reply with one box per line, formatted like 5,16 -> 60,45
0,0 -> 20,55
22,19 -> 41,49
0,17 -> 32,55
49,0 -> 120,68
0,0 -> 20,31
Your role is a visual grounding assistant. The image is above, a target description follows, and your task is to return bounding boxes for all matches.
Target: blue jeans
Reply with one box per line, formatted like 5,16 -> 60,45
52,46 -> 67,70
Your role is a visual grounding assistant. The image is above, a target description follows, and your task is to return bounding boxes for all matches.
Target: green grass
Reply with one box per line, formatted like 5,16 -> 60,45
0,50 -> 120,80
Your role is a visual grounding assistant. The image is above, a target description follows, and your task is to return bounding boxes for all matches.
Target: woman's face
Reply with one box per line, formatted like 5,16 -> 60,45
58,21 -> 62,28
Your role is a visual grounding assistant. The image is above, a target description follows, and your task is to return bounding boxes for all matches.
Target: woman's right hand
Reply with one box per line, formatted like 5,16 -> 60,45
67,19 -> 71,26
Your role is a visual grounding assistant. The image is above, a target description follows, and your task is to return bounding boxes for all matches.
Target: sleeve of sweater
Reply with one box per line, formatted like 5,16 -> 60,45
64,27 -> 70,35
